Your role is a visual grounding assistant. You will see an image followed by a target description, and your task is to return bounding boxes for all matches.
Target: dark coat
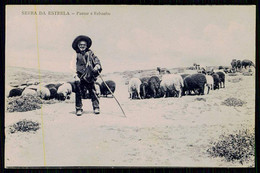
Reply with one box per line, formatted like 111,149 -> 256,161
76,50 -> 102,83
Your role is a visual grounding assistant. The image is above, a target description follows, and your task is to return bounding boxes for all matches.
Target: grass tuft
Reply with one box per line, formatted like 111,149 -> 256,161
9,119 -> 40,133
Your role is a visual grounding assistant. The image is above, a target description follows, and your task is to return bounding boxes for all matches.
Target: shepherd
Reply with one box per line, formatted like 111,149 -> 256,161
70,35 -> 102,116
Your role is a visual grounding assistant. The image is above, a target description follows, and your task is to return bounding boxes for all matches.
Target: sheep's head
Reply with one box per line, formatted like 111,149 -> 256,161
57,93 -> 66,101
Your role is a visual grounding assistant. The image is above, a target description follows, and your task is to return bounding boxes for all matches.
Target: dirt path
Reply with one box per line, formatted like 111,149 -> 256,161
5,73 -> 255,167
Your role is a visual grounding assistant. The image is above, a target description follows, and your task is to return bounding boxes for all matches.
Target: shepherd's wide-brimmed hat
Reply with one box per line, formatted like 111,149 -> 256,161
72,35 -> 92,51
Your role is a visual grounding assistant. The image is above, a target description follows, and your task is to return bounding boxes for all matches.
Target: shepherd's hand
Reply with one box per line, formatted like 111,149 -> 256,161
93,65 -> 101,73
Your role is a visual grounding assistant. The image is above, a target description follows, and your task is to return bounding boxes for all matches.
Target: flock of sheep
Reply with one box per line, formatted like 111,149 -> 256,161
7,59 -> 254,102
128,70 -> 224,99
8,80 -> 116,101
128,59 -> 254,100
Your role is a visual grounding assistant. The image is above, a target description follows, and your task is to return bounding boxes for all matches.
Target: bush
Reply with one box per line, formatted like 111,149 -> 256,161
9,119 -> 40,133
221,97 -> 246,107
6,95 -> 43,112
207,129 -> 255,164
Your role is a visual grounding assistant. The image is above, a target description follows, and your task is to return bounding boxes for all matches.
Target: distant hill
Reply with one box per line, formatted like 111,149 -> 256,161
5,65 -> 220,87
5,66 -> 74,87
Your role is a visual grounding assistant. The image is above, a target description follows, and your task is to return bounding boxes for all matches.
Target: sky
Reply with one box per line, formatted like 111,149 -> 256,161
6,5 -> 256,74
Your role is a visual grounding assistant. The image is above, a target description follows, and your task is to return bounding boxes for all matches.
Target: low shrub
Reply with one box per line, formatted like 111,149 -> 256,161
9,119 -> 40,133
6,95 -> 43,112
207,129 -> 255,164
221,97 -> 246,107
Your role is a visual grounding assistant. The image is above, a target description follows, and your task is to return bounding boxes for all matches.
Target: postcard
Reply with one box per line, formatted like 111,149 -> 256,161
5,5 -> 255,167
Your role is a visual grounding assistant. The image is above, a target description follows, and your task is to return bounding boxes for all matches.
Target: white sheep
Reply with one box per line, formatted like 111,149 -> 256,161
160,74 -> 184,98
37,86 -> 51,100
22,88 -> 38,97
205,75 -> 214,91
57,82 -> 72,100
128,78 -> 142,99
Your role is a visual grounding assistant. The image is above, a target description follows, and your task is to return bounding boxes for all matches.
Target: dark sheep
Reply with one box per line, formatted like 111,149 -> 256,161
8,88 -> 24,97
45,83 -> 63,90
148,76 -> 161,98
231,59 -> 237,71
211,73 -> 220,90
49,87 -> 58,99
242,59 -> 255,69
223,67 -> 233,74
157,67 -> 170,75
44,84 -> 58,99
236,60 -> 242,70
218,66 -> 224,70
140,77 -> 150,99
216,71 -> 225,88
100,80 -> 116,97
183,73 -> 207,95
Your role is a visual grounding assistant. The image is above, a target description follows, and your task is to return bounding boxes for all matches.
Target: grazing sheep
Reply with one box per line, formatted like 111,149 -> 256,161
183,73 -> 207,95
8,88 -> 24,97
231,59 -> 237,71
140,77 -> 150,99
157,67 -> 170,75
43,85 -> 58,99
128,78 -> 142,99
148,76 -> 161,98
45,83 -> 63,90
219,66 -> 224,70
205,75 -> 214,92
100,80 -> 116,97
44,83 -> 62,99
22,88 -> 38,97
223,67 -> 233,74
160,74 -> 184,98
216,71 -> 225,88
242,59 -> 255,69
236,60 -> 242,70
193,63 -> 200,70
57,83 -> 73,101
37,86 -> 51,100
211,73 -> 220,90
67,81 -> 76,92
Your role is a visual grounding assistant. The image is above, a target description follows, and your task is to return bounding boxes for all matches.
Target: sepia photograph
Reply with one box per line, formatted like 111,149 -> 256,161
5,5 -> 255,167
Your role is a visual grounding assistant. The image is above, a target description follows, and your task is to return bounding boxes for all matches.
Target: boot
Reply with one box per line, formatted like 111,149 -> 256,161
94,108 -> 100,114
76,109 -> 83,116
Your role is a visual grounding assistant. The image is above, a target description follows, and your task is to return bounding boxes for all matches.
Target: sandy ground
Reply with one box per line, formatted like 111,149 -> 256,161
5,72 -> 255,167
